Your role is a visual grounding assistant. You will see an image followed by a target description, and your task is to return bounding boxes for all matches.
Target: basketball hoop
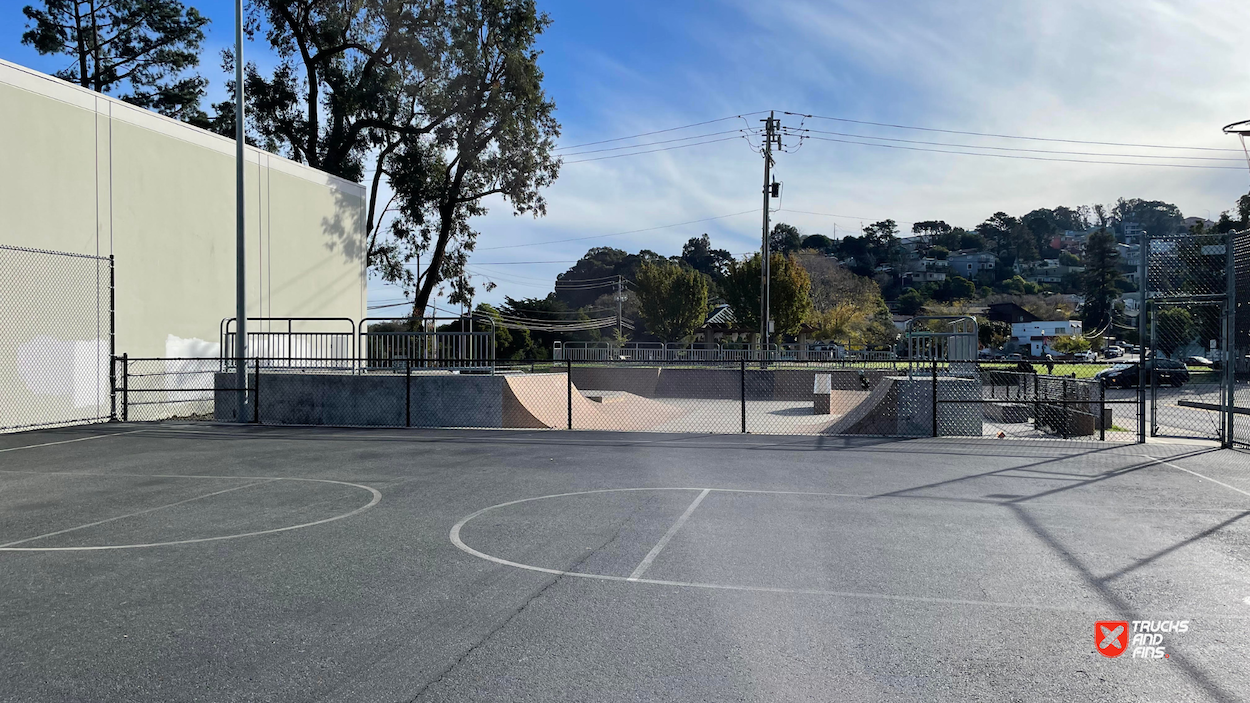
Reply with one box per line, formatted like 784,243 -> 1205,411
1222,119 -> 1250,176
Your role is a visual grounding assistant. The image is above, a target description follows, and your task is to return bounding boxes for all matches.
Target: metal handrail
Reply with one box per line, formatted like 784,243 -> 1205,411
220,317 -> 357,367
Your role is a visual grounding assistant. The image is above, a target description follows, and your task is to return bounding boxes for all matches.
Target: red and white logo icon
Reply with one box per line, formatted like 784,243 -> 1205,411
1096,620 -> 1130,658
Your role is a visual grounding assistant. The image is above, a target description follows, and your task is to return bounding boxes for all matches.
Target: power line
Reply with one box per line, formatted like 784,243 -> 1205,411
563,135 -> 747,164
470,260 -> 581,265
465,265 -> 555,283
784,111 -> 1242,153
777,208 -> 914,227
478,209 -> 757,251
793,133 -> 1246,170
502,305 -> 615,316
559,129 -> 754,157
554,112 -> 768,151
782,126 -> 1246,162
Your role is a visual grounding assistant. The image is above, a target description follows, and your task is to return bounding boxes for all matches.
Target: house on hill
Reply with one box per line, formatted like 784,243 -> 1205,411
987,302 -> 1040,325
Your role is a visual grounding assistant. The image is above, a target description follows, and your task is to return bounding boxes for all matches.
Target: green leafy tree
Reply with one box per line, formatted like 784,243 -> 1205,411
680,234 -> 733,282
769,222 -> 803,254
634,261 -> 709,342
912,220 -> 951,239
1081,230 -> 1122,331
978,319 -> 1012,349
996,275 -> 1040,296
234,0 -> 560,320
897,288 -> 926,315
1112,198 -> 1183,237
22,0 -> 210,122
1024,206 -> 1091,233
1050,335 -> 1091,354
722,253 -> 813,336
800,234 -> 835,253
934,275 -> 975,302
1154,307 -> 1196,357
978,212 -> 1038,265
553,247 -> 662,309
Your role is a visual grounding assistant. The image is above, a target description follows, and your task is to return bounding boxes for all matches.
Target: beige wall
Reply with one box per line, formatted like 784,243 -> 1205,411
0,58 -> 367,359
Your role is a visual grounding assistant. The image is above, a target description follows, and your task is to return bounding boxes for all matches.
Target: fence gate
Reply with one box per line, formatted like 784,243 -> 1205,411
1143,232 -> 1235,445
0,245 -> 113,432
1235,230 -> 1249,448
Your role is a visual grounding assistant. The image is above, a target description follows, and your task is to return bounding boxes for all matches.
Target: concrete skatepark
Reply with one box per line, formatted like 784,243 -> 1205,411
212,366 -> 997,436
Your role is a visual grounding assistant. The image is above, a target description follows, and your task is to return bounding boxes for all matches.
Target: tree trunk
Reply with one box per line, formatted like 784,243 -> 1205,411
87,0 -> 100,91
73,1 -> 89,88
410,203 -> 456,322
305,64 -> 319,168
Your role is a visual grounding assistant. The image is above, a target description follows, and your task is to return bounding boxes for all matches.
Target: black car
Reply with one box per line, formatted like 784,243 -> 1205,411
1096,358 -> 1190,389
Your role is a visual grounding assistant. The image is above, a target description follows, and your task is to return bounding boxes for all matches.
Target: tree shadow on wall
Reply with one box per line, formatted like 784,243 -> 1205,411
322,185 -> 365,267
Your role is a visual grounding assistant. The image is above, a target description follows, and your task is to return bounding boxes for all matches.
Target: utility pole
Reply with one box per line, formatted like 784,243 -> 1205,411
616,274 -> 623,341
759,111 -> 781,349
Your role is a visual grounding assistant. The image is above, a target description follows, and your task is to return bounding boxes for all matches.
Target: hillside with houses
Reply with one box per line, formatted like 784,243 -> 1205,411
468,194 -> 1247,361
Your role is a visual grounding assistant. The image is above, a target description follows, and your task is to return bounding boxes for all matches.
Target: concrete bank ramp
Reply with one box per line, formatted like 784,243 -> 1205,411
502,374 -> 683,430
822,378 -> 898,435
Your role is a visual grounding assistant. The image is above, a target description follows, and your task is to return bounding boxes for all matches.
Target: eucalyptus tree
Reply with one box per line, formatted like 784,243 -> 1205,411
226,0 -> 560,317
22,0 -> 210,122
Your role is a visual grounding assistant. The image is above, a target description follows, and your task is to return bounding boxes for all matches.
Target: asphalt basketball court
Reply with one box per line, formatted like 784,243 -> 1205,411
1,424 -> 1248,701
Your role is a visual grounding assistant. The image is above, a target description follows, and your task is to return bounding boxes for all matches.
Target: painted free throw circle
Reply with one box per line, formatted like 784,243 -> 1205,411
0,474 -> 381,551
450,487 -> 1250,615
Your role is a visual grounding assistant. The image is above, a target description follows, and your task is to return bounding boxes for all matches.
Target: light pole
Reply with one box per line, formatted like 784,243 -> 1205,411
234,0 -> 247,421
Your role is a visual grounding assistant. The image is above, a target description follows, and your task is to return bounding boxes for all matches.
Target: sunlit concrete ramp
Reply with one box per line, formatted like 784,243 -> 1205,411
823,378 -> 900,435
502,374 -> 683,430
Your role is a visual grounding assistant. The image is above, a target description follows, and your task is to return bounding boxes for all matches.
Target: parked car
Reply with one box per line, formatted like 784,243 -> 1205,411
1073,351 -> 1096,362
1096,358 -> 1190,389
1005,353 -> 1023,362
1104,346 -> 1123,359
1185,356 -> 1214,367
978,348 -> 1003,359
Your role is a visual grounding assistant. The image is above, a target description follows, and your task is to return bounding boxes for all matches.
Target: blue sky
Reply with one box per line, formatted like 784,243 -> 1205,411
5,1 -> 1250,313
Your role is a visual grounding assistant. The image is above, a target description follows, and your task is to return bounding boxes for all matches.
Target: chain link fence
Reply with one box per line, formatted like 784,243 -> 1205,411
110,357 -> 1142,441
1144,231 -> 1236,444
1,245 -> 112,432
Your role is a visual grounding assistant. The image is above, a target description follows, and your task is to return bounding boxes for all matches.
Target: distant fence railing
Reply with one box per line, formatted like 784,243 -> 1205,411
221,318 -> 356,369
219,316 -> 496,373
552,342 -> 898,363
361,316 -> 495,372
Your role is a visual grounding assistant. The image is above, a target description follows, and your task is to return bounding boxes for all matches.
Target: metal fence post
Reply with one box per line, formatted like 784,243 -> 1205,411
405,357 -> 412,428
1033,374 -> 1040,433
1138,232 -> 1148,444
1225,232 -> 1237,448
740,358 -> 747,433
253,358 -> 260,424
567,358 -> 573,430
121,353 -> 129,422
931,355 -> 938,438
1099,380 -> 1106,442
1060,378 -> 1070,439
108,255 -> 116,422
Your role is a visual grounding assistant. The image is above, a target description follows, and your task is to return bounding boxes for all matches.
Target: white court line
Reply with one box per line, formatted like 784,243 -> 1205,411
449,487 -> 1250,617
628,489 -> 710,581
0,429 -> 146,454
1149,456 -> 1250,499
0,472 -> 382,551
0,479 -> 275,548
